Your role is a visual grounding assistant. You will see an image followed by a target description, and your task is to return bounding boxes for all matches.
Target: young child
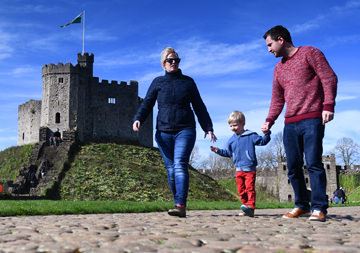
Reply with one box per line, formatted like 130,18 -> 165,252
210,111 -> 271,217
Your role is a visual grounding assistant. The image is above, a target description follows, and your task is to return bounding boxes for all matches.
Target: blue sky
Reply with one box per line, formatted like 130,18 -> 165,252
0,0 -> 359,161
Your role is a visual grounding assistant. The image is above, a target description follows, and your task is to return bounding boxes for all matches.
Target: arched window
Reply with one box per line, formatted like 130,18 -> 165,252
55,113 -> 60,123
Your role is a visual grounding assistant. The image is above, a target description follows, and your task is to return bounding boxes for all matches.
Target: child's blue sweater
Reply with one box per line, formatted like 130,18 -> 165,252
216,130 -> 271,172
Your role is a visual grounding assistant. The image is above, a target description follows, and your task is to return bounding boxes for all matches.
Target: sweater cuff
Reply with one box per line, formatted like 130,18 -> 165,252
265,118 -> 275,129
323,104 -> 335,112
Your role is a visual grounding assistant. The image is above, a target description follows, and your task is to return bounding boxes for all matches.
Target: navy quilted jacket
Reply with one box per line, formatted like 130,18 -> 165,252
133,70 -> 213,133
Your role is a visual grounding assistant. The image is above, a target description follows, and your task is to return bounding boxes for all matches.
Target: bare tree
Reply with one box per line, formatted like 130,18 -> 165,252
199,153 -> 234,178
256,131 -> 285,169
272,132 -> 285,162
257,148 -> 278,169
334,137 -> 360,166
189,145 -> 201,168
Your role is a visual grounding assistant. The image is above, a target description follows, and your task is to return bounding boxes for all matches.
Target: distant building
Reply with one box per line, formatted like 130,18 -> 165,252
18,53 -> 153,147
275,154 -> 339,202
204,154 -> 340,202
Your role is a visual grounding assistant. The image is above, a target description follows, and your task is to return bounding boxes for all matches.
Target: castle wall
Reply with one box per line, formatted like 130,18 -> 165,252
88,79 -> 153,146
18,100 -> 42,145
277,155 -> 339,202
256,169 -> 278,197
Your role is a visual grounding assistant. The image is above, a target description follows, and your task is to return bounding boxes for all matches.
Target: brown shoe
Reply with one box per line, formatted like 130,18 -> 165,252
282,208 -> 310,219
309,210 -> 326,222
168,206 -> 186,218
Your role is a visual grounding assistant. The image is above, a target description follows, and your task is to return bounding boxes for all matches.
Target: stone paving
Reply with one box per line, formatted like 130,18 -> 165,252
0,206 -> 359,253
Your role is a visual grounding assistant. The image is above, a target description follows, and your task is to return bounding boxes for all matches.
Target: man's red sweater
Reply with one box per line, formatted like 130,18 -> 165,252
266,46 -> 338,126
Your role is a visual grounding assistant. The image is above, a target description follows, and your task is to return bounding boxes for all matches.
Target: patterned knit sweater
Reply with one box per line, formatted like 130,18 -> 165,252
266,46 -> 337,126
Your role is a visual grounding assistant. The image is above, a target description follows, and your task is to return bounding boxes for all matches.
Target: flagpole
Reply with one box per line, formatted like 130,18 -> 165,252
82,10 -> 85,55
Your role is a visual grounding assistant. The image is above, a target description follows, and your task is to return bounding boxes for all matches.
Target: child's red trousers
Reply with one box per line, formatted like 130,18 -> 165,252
235,171 -> 256,209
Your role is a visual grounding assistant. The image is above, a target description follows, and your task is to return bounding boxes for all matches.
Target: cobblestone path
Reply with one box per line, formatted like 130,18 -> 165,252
0,206 -> 358,252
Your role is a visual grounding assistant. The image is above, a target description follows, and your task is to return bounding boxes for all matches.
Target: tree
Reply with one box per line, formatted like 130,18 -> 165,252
256,132 -> 285,169
189,145 -> 201,169
334,137 -> 360,166
272,132 -> 286,162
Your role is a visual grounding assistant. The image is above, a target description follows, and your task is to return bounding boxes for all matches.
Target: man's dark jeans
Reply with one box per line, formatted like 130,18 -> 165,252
155,128 -> 196,206
283,118 -> 328,213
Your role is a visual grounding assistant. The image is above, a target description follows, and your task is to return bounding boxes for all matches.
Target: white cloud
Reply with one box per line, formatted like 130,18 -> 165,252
324,110 -> 360,155
0,29 -> 14,60
292,1 -> 360,34
177,38 -> 265,76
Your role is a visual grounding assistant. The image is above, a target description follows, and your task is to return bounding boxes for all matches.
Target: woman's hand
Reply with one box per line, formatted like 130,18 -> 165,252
205,131 -> 217,142
132,120 -> 141,131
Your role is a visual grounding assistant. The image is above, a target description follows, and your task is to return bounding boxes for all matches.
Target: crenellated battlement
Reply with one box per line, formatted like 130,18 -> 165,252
42,63 -> 78,76
19,52 -> 153,149
95,79 -> 138,89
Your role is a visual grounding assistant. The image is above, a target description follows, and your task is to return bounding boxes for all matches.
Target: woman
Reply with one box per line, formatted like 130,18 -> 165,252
133,47 -> 216,218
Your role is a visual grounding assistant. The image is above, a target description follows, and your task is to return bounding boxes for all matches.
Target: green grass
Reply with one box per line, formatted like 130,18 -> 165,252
217,178 -> 280,203
59,143 -> 235,201
0,144 -> 34,181
0,200 -> 294,217
339,173 -> 360,192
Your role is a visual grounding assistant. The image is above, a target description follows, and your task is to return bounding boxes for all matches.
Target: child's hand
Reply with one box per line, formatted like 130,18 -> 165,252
210,146 -> 218,152
262,129 -> 269,134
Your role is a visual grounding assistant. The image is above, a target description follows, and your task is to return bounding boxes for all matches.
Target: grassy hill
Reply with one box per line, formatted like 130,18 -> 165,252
1,143 -> 235,201
0,144 -> 34,181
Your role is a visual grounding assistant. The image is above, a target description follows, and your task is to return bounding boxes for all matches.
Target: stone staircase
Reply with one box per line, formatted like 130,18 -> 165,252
10,130 -> 78,198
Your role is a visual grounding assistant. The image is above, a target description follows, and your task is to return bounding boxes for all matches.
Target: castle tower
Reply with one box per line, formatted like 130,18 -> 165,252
40,63 -> 78,134
18,53 -> 153,147
277,155 -> 339,202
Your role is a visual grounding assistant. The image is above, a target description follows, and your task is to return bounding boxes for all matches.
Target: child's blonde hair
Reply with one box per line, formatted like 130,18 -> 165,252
228,111 -> 245,125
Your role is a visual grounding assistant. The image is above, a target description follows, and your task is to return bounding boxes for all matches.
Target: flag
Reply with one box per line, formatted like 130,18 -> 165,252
60,12 -> 83,28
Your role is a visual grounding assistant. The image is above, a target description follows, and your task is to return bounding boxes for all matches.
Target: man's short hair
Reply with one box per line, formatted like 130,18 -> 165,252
263,25 -> 292,44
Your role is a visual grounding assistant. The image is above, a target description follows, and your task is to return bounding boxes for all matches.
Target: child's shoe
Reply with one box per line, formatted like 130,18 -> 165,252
239,204 -> 254,217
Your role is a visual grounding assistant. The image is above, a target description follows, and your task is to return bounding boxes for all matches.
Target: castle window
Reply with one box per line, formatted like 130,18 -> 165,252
108,98 -> 116,104
55,112 -> 61,123
283,165 -> 286,171
326,164 -> 330,170
58,77 -> 64,83
287,179 -> 290,184
22,133 -> 25,140
287,195 -> 292,202
305,178 -> 309,184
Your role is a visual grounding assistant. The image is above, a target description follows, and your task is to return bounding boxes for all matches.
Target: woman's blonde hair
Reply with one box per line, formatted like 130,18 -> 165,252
160,47 -> 179,67
228,111 -> 245,125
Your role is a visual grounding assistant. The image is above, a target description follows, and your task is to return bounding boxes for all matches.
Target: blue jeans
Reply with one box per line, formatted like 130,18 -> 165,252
155,128 -> 196,206
283,118 -> 328,213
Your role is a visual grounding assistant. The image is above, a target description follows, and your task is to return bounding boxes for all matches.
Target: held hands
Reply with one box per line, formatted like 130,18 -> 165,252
132,120 -> 141,132
204,131 -> 217,143
322,111 -> 334,125
261,122 -> 270,134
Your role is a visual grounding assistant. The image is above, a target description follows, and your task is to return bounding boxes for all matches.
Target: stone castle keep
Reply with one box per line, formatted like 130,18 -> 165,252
18,53 -> 153,147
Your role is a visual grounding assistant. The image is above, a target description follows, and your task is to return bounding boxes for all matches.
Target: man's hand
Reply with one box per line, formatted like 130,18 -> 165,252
322,111 -> 334,125
132,120 -> 141,131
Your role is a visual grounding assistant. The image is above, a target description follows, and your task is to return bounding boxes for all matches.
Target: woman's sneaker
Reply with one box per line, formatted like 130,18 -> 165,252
239,205 -> 254,217
168,205 -> 186,218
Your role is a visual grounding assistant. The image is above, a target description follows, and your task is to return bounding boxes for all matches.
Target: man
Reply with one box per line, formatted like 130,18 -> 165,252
261,25 -> 337,222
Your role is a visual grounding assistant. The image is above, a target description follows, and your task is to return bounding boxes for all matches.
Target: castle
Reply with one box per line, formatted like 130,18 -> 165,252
204,154 -> 340,202
18,53 -> 153,147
